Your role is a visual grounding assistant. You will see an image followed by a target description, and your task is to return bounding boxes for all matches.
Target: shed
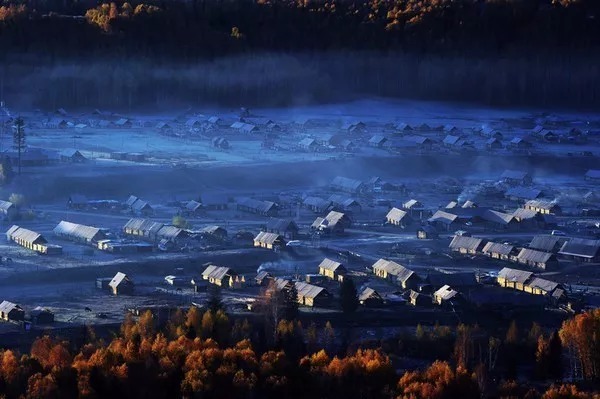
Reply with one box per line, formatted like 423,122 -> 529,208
109,272 -> 134,295
29,307 -> 54,324
409,290 -> 430,307
433,285 -> 460,306
358,287 -> 383,307
417,225 -> 438,239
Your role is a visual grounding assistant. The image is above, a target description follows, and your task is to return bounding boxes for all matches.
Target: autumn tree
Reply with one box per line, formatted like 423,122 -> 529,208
559,309 -> 600,381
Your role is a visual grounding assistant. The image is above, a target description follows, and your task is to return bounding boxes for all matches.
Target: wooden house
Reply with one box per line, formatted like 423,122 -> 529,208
372,259 -> 420,289
449,235 -> 485,255
317,258 -> 346,282
6,225 -> 62,255
358,287 -> 383,307
311,211 -> 351,235
497,268 -> 533,291
501,170 -> 532,186
417,225 -> 438,239
109,272 -> 134,295
265,218 -> 299,239
0,301 -> 24,322
524,200 -> 561,215
482,242 -> 517,260
201,265 -> 242,289
253,232 -> 285,250
53,221 -> 107,245
558,238 -> 600,263
386,207 -> 411,227
295,282 -> 331,307
516,248 -> 558,270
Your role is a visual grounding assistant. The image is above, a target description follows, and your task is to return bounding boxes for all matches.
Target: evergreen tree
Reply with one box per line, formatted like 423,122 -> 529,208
339,278 -> 358,314
206,285 -> 224,313
12,117 -> 25,176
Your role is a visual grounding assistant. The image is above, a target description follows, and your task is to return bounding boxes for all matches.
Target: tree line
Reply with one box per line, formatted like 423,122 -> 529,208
0,0 -> 599,59
1,306 -> 600,398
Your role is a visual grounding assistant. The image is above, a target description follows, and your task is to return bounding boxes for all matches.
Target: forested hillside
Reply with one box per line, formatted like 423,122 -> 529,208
0,0 -> 599,108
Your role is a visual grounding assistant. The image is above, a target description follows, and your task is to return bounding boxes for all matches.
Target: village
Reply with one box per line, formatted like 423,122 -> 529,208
0,100 -> 599,349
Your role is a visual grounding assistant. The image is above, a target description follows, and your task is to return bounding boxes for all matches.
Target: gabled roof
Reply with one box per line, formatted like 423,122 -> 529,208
449,235 -> 484,251
0,200 -> 14,212
321,211 -> 349,228
482,242 -> 515,256
156,225 -> 184,240
443,135 -> 461,145
109,272 -> 131,289
186,200 -> 202,211
199,225 -> 226,235
386,207 -> 409,223
295,281 -> 329,299
318,258 -> 346,273
517,248 -> 555,263
299,138 -> 316,147
372,259 -> 415,283
125,195 -> 139,207
428,210 -> 458,225
482,209 -> 514,225
369,135 -> 387,144
403,199 -> 423,209
525,199 -> 558,210
331,176 -> 363,192
303,196 -> 330,209
237,198 -> 277,213
498,267 -> 533,284
559,238 -> 600,259
529,235 -> 563,252
512,208 -> 539,220
359,287 -> 381,302
202,265 -> 235,281
254,231 -> 283,245
434,285 -> 459,301
0,300 -> 22,314
526,278 -> 559,293
54,221 -> 104,241
6,225 -> 46,244
124,218 -> 164,233
266,218 -> 298,232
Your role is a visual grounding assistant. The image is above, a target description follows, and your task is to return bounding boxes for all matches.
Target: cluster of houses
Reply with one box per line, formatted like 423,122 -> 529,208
450,234 -> 600,268
0,300 -> 54,326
